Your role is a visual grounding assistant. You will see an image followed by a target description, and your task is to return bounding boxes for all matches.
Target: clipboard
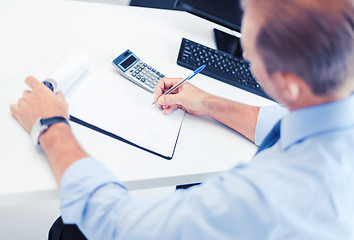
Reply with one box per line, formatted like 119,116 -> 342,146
65,66 -> 185,160
69,115 -> 184,160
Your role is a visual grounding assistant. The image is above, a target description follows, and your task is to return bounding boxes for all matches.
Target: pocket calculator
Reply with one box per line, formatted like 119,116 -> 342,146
112,50 -> 165,93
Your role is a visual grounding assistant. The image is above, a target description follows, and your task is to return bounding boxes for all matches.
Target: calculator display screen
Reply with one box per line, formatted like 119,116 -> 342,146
121,55 -> 137,69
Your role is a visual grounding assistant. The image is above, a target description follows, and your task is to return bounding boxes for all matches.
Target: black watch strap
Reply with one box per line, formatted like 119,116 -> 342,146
33,117 -> 69,145
40,116 -> 69,128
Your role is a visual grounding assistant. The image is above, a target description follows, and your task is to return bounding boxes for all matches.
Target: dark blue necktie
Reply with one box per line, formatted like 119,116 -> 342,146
256,120 -> 281,154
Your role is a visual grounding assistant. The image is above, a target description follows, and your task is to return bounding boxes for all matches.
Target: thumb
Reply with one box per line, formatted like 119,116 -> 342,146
56,91 -> 66,101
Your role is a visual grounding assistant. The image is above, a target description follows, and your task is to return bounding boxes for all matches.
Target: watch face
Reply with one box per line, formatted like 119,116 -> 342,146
31,118 -> 47,145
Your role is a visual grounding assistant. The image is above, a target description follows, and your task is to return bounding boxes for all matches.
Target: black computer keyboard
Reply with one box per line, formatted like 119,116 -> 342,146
177,38 -> 271,100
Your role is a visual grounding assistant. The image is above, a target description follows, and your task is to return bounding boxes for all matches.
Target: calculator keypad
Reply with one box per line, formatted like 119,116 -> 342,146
128,61 -> 165,91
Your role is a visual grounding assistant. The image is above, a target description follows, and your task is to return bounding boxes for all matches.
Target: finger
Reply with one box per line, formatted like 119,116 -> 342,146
22,90 -> 32,101
164,78 -> 183,90
154,78 -> 182,101
25,76 -> 42,91
158,78 -> 177,90
154,79 -> 168,101
17,97 -> 28,108
10,103 -> 32,133
56,91 -> 66,101
162,105 -> 179,115
158,94 -> 182,106
10,103 -> 20,118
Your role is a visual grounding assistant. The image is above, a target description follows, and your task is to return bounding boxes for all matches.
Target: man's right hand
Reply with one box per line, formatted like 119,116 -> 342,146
154,78 -> 210,115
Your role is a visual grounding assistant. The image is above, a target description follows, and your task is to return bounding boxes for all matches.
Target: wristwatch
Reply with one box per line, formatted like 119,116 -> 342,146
31,116 -> 69,145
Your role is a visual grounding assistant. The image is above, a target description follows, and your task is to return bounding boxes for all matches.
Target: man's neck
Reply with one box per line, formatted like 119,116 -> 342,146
287,90 -> 352,111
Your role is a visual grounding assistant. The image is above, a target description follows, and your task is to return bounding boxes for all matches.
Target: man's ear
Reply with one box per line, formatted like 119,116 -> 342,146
273,72 -> 301,103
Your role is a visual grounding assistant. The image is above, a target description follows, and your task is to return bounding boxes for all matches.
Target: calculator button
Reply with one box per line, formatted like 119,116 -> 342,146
150,83 -> 155,87
152,69 -> 156,72
141,78 -> 146,82
136,75 -> 141,80
132,73 -> 136,77
160,74 -> 165,78
145,81 -> 150,85
143,63 -> 147,67
147,66 -> 152,70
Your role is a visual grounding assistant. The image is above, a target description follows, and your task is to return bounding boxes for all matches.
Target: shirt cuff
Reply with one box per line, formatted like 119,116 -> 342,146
60,157 -> 127,224
255,104 -> 288,146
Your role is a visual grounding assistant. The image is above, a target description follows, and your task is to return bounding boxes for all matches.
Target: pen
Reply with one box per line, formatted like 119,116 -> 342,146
152,64 -> 206,105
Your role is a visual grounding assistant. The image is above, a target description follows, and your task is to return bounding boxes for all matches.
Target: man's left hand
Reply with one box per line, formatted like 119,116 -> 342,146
10,76 -> 69,133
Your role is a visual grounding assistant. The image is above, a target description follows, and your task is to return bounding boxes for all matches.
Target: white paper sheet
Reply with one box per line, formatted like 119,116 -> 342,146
65,64 -> 185,158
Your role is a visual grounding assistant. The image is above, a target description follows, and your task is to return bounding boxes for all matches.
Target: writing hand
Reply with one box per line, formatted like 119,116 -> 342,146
154,78 -> 210,116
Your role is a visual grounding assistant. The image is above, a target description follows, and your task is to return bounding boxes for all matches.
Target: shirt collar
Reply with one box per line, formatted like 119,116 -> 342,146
280,94 -> 354,150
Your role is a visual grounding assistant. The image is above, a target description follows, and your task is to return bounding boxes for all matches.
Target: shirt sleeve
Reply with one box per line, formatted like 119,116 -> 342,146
60,157 -> 275,240
255,104 -> 288,146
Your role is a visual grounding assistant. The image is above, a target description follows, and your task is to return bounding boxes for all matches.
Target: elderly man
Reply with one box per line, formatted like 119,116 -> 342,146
11,0 -> 354,239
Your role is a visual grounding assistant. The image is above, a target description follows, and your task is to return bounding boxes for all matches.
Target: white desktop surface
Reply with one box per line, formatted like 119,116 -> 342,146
0,0 -> 274,205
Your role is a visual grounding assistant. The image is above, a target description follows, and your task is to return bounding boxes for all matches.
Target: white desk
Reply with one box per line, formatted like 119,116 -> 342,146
0,0 -> 274,206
